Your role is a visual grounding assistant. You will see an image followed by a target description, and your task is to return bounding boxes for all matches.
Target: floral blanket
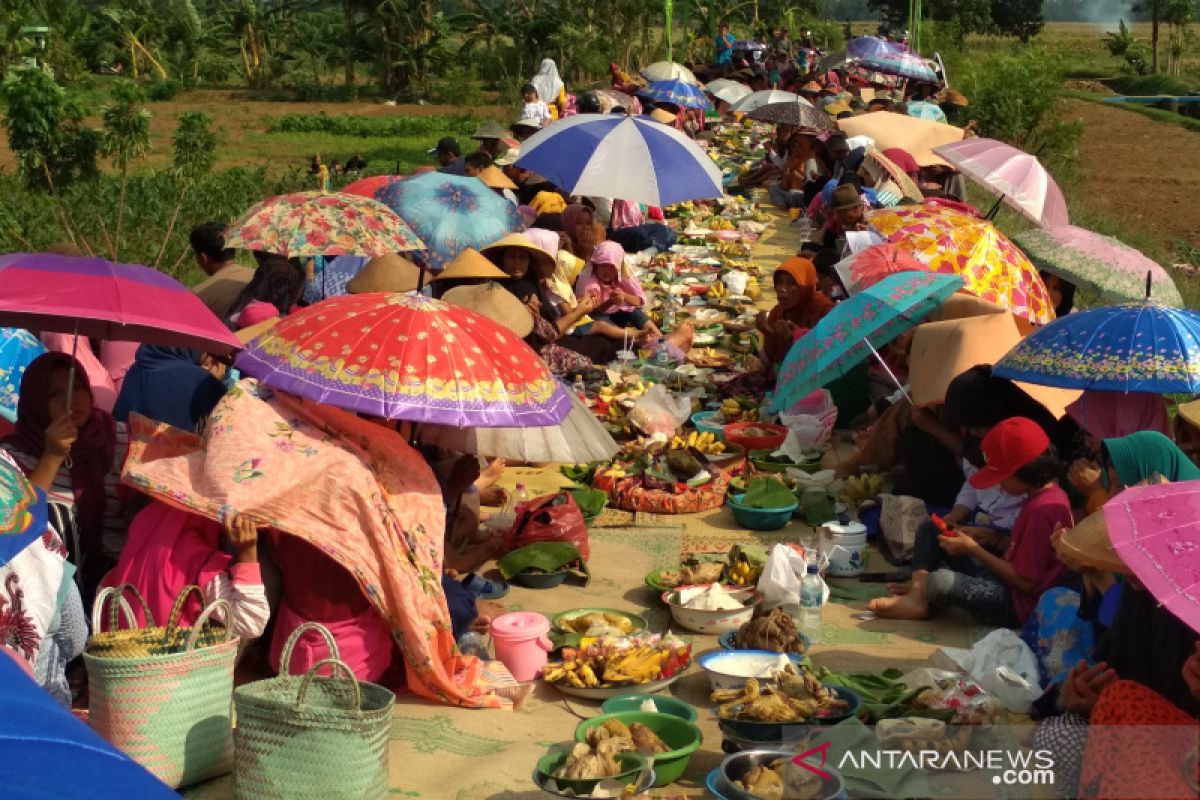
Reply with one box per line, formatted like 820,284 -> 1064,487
122,379 -> 513,709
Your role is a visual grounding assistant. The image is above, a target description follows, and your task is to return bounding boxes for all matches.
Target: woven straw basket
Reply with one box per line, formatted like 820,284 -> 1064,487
233,622 -> 396,800
85,593 -> 239,788
88,584 -> 231,658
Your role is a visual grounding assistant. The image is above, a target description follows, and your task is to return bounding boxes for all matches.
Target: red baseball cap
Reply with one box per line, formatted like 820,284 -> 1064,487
968,417 -> 1050,489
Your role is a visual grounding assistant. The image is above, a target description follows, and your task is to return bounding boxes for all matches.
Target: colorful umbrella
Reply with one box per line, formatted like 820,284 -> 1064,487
906,100 -> 947,122
933,138 -> 1069,228
0,253 -> 242,354
640,79 -> 711,110
641,61 -> 699,85
993,303 -> 1200,393
845,36 -> 939,82
0,329 -> 46,423
341,175 -> 398,198
746,100 -> 836,131
834,243 -> 927,294
374,174 -> 521,270
770,272 -> 963,412
1,454 -> 48,567
225,191 -> 423,258
1096,481 -> 1200,634
420,391 -> 618,463
838,111 -> 963,167
1012,225 -> 1183,307
867,203 -> 1055,325
235,293 -> 572,427
728,89 -> 807,115
705,79 -> 752,106
514,114 -> 724,208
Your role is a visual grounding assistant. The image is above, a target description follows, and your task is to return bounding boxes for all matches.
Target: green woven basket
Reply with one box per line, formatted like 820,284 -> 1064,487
85,598 -> 239,788
88,584 -> 230,659
233,623 -> 396,800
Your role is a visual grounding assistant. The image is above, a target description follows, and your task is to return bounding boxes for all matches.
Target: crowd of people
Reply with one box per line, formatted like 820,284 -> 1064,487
1,22 -> 1197,797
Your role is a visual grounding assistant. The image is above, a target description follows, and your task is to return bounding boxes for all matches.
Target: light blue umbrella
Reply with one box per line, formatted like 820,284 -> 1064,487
515,114 -> 724,208
1,328 -> 46,423
639,79 -> 711,110
374,174 -> 520,270
906,100 -> 947,122
993,303 -> 1200,393
770,272 -> 963,413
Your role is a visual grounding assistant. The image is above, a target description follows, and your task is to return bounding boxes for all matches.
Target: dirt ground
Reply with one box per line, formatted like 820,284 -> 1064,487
1060,97 -> 1200,251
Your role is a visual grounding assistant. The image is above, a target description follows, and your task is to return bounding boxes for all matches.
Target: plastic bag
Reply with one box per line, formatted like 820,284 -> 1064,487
936,629 -> 1041,714
627,384 -> 691,436
756,543 -> 829,615
721,270 -> 749,296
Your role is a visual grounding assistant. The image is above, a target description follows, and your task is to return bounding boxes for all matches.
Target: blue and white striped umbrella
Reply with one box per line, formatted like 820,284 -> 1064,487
514,114 -> 724,208
639,79 -> 711,110
907,100 -> 947,122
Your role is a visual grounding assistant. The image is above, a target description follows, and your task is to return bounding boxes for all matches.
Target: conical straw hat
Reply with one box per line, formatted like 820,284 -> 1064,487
442,282 -> 534,338
346,254 -> 422,294
431,248 -> 510,282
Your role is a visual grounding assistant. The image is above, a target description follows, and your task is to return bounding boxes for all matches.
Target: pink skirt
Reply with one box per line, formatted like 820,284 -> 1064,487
268,600 -> 393,682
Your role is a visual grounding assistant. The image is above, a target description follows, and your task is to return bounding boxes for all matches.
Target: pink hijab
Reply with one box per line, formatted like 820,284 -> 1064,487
1067,391 -> 1172,441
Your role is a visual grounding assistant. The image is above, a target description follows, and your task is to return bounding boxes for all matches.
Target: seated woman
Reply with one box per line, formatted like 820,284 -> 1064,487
1,353 -> 129,601
1064,392 -> 1172,513
575,241 -> 662,342
869,417 -> 1074,625
1070,430 -> 1199,515
1039,270 -> 1076,318
112,346 -> 228,434
757,257 -> 833,373
224,253 -> 307,329
101,502 -> 269,640
562,203 -> 607,264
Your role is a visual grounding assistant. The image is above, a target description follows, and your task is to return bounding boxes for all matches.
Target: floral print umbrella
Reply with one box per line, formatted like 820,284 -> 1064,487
993,303 -> 1200,393
375,174 -> 521,270
0,328 -> 46,423
746,100 -> 836,131
224,191 -> 424,258
1012,224 -> 1183,307
868,203 -> 1055,325
235,292 -> 572,427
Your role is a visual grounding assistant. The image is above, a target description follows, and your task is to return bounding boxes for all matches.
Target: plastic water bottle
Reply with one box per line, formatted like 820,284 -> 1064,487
458,631 -> 490,659
656,337 -> 670,365
513,483 -> 530,509
572,374 -> 586,399
799,564 -> 823,644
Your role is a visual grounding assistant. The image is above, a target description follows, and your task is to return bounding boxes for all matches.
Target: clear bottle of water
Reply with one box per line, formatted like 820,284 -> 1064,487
799,564 -> 823,644
458,630 -> 490,659
513,482 -> 530,509
655,337 -> 670,365
572,374 -> 586,399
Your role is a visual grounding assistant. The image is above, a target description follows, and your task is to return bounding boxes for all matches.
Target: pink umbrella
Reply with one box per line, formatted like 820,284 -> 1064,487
834,243 -> 927,294
933,138 -> 1069,228
0,253 -> 242,355
1102,480 -> 1200,634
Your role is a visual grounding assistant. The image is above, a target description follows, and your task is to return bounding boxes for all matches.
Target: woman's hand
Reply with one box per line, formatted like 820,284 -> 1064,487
524,294 -> 541,317
225,513 -> 261,564
958,525 -> 998,548
1061,660 -> 1117,717
44,415 -> 78,459
1068,458 -> 1103,495
1183,642 -> 1200,701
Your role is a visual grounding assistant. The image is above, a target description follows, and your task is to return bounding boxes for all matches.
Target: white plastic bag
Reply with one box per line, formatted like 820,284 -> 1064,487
937,629 -> 1041,713
756,544 -> 829,615
627,384 -> 691,437
721,270 -> 749,296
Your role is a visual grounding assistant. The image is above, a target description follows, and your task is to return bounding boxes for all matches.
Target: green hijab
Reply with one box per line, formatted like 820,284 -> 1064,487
1101,430 -> 1200,487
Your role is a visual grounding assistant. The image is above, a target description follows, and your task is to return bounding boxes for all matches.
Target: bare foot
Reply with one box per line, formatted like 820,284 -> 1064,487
867,591 -> 930,620
885,581 -> 912,596
476,458 -> 506,489
479,485 -> 509,507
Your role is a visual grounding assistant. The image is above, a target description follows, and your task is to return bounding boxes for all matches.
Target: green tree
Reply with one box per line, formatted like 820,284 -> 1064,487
100,80 -> 152,259
990,0 -> 1044,43
154,112 -> 217,267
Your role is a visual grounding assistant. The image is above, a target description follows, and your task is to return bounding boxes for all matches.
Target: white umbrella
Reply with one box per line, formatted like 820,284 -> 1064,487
420,392 -> 618,463
728,89 -> 809,114
514,114 -> 724,208
932,138 -> 1069,228
641,61 -> 699,85
705,79 -> 752,106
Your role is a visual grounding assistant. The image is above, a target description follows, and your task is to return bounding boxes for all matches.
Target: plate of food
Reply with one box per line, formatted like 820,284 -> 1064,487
688,348 -> 736,369
552,608 -> 647,638
719,607 -> 811,655
543,635 -> 694,699
712,665 -> 861,742
646,558 -> 726,593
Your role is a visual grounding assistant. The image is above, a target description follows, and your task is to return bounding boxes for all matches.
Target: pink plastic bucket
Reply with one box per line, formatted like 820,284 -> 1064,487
489,612 -> 553,682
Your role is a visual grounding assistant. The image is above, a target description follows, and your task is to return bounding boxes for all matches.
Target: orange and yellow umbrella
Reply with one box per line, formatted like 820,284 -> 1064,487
867,203 -> 1055,325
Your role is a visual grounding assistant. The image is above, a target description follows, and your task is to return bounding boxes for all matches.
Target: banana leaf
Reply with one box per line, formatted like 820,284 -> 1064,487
567,488 -> 608,523
497,542 -> 590,583
560,462 -> 603,485
741,476 -> 797,509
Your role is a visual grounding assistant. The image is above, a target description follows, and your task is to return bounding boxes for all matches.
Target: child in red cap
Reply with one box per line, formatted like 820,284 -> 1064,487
869,417 -> 1074,624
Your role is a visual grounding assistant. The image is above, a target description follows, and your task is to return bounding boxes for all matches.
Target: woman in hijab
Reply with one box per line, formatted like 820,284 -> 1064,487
1064,392 -> 1172,513
757,257 -> 833,370
561,203 -> 607,264
1,353 -> 127,599
530,59 -> 566,120
113,346 -> 228,434
1039,271 -> 1076,318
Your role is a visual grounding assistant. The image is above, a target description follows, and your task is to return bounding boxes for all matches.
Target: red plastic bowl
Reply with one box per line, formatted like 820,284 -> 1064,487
723,422 -> 788,452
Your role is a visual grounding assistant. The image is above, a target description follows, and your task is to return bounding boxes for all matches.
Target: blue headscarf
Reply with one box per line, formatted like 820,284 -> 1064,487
112,346 -> 227,433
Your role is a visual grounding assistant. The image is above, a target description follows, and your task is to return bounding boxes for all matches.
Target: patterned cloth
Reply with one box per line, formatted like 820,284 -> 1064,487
1021,587 -> 1096,688
121,380 -> 515,709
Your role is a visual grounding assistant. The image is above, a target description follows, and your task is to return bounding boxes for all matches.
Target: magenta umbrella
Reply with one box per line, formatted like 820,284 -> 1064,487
1099,481 -> 1200,635
932,138 -> 1069,228
0,253 -> 242,354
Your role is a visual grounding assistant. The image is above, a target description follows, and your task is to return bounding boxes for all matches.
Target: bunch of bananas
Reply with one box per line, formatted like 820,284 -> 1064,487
708,280 -> 729,300
843,473 -> 885,507
714,241 -> 747,258
720,397 -> 759,423
669,431 -> 726,454
597,380 -> 649,405
726,556 -> 759,586
744,276 -> 762,300
709,217 -> 736,231
543,660 -> 602,688
601,646 -> 670,684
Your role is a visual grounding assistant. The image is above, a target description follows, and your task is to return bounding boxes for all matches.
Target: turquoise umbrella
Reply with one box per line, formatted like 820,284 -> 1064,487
375,173 -> 521,269
769,272 -> 963,413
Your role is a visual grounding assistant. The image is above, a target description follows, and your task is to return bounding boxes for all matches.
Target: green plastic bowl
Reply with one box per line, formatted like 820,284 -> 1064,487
728,493 -> 799,531
601,694 -> 699,723
574,712 -> 702,787
534,750 -> 648,795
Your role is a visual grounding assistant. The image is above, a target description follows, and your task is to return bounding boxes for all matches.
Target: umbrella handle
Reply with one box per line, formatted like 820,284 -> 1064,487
863,337 -> 912,405
1146,270 -> 1152,301
64,318 -> 80,422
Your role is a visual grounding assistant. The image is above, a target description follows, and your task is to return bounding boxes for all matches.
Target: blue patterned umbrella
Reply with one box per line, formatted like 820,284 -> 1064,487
770,272 -> 963,412
515,114 -> 724,208
639,79 -> 711,110
993,303 -> 1200,393
374,174 -> 520,270
1,328 -> 46,423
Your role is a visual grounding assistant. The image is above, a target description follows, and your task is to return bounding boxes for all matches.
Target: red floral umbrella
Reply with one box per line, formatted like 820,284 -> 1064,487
341,175 -> 399,198
235,293 -> 572,427
835,243 -> 926,294
224,191 -> 423,257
